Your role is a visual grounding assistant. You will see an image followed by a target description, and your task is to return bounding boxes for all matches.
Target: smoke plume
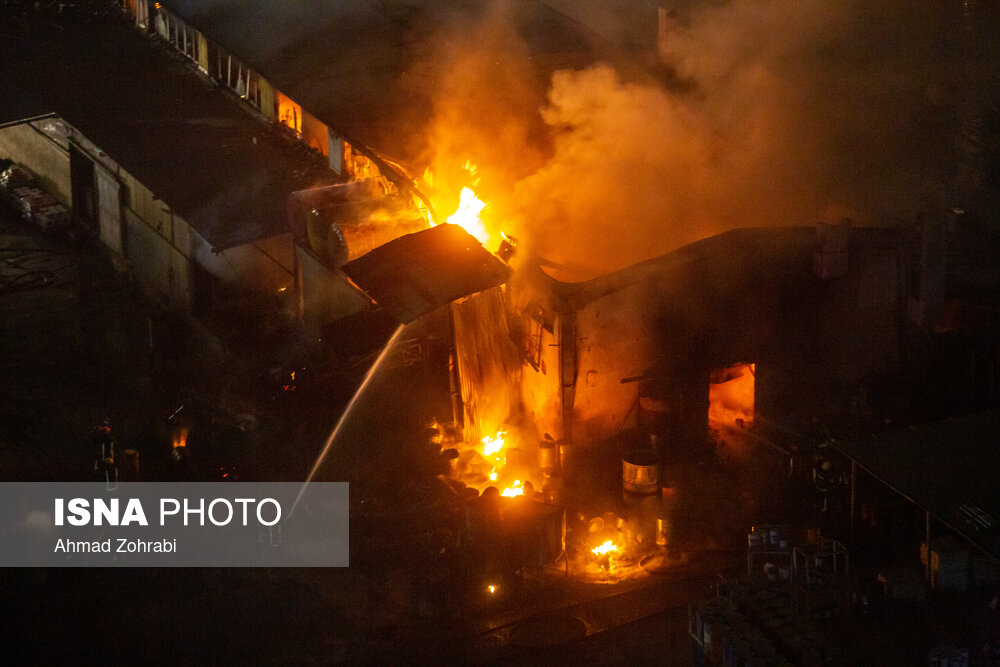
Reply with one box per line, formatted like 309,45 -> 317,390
421,0 -> 998,280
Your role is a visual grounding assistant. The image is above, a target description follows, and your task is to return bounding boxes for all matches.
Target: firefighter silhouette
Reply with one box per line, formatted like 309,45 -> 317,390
92,418 -> 117,488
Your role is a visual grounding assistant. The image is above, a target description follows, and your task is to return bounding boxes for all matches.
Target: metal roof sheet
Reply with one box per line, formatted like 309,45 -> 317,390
341,223 -> 510,323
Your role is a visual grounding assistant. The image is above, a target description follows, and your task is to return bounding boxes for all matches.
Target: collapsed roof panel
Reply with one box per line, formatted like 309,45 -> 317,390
341,223 -> 509,324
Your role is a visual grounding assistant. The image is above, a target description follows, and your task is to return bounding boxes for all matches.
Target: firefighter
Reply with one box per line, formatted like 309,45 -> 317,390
92,418 -> 117,487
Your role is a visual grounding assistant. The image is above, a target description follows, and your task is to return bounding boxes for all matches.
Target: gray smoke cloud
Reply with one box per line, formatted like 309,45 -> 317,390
422,0 -> 999,280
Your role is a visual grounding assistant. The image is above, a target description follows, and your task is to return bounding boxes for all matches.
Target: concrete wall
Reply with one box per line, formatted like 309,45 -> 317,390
296,244 -> 367,333
0,122 -> 71,205
123,208 -> 191,307
121,168 -> 182,249
570,282 -> 654,445
507,228 -> 905,448
301,109 -> 329,156
258,77 -> 278,122
192,232 -> 294,292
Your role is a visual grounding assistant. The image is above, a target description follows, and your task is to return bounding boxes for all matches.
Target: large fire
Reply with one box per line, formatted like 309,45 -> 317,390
482,430 -> 505,458
429,419 -> 658,581
591,540 -> 617,556
431,421 -> 542,499
446,187 -> 490,246
480,429 -> 529,497
420,160 -> 499,251
500,480 -> 524,497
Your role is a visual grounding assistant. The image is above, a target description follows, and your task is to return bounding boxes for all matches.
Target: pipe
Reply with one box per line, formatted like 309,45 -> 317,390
447,307 -> 462,428
558,312 -> 576,441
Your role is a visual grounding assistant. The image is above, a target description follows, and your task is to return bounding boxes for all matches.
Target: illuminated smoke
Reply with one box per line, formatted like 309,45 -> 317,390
418,0 -> 996,279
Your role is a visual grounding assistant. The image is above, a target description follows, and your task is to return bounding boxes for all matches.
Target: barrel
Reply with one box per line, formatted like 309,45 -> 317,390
538,441 -> 558,473
441,448 -> 459,478
557,441 -> 576,483
622,450 -> 660,495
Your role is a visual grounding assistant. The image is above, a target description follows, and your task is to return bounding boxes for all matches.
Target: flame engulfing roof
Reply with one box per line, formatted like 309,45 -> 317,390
341,223 -> 510,324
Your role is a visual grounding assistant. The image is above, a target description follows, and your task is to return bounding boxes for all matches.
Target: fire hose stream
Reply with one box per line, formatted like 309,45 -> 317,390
291,323 -> 406,515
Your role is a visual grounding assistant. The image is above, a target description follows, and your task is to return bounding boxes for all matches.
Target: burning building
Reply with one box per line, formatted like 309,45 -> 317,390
445,224 -> 902,460
2,2 -> 1000,662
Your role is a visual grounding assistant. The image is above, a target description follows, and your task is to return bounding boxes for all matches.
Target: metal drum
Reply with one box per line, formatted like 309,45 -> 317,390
441,448 -> 459,478
538,441 -> 558,473
622,450 -> 660,495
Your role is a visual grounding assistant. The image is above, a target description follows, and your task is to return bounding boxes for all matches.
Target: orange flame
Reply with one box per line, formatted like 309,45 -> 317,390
592,540 -> 618,556
501,480 -> 524,497
446,187 -> 490,246
422,161 -> 496,249
482,430 -> 506,458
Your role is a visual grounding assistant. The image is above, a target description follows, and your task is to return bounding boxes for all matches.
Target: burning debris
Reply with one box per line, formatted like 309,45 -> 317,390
423,417 -> 673,584
430,422 -> 547,502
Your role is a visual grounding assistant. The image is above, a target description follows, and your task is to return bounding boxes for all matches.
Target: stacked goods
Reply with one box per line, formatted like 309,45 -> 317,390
690,597 -> 789,666
921,537 -> 970,592
12,187 -> 58,221
33,203 -> 71,231
737,581 -> 848,666
0,163 -> 36,194
0,164 -> 70,231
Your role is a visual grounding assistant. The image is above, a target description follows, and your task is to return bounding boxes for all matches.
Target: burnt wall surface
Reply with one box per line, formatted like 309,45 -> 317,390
520,226 -> 905,447
647,227 -> 902,431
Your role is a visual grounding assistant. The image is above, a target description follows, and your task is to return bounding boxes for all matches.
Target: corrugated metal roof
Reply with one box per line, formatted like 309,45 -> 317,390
341,223 -> 510,323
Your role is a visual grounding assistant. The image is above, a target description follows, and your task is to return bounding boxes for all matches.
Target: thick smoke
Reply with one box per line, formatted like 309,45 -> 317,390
416,1 -> 555,219
422,0 -> 997,280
